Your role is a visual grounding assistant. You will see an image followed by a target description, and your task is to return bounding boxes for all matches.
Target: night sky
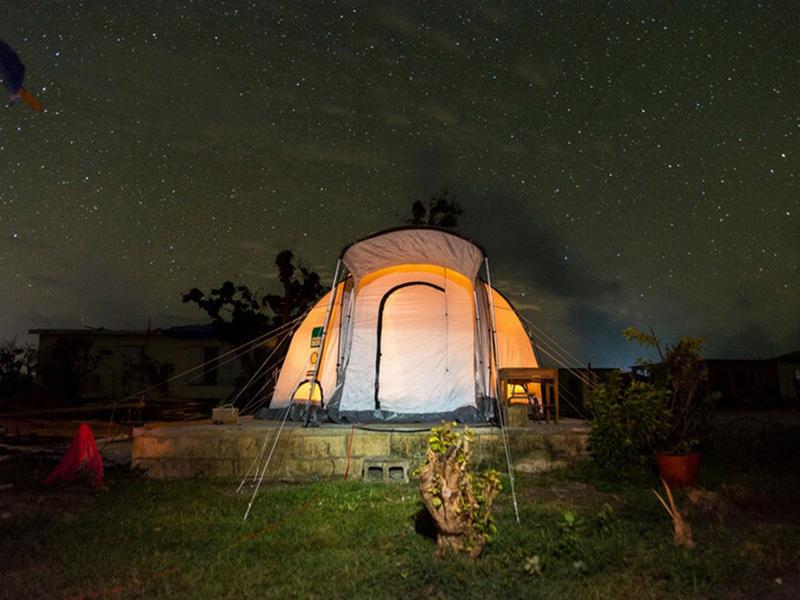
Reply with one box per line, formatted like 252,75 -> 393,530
1,1 -> 797,367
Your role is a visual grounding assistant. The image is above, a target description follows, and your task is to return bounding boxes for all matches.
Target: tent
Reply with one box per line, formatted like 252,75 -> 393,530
260,227 -> 539,423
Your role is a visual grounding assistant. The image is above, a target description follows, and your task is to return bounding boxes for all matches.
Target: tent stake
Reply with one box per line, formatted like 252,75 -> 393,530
484,257 -> 521,524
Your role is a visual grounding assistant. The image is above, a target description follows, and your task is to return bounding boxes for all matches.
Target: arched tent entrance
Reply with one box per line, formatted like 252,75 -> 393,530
375,282 -> 447,412
262,227 -> 540,423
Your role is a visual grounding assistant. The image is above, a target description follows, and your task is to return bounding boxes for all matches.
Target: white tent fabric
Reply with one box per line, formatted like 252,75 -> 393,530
337,266 -> 475,415
342,228 -> 485,282
268,228 -> 538,423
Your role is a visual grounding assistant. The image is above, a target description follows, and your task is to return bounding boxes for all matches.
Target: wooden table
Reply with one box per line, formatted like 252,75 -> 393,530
499,367 -> 559,425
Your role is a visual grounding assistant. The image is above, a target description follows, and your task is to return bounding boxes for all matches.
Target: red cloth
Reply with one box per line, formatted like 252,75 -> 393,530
43,423 -> 104,487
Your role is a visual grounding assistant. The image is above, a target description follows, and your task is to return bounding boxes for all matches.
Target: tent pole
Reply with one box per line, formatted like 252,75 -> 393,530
484,257 -> 521,524
304,259 -> 342,427
472,289 -> 490,403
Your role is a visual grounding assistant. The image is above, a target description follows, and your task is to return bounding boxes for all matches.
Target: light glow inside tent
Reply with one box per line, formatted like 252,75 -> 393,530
357,262 -> 474,292
292,381 -> 322,403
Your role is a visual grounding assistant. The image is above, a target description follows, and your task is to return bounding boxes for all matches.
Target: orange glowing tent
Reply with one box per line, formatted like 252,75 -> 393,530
262,227 -> 539,423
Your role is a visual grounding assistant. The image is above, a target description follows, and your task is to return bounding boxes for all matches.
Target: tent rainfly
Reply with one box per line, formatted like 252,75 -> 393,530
260,227 -> 539,423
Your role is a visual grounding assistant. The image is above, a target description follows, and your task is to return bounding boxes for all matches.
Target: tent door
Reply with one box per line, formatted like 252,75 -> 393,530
375,282 -> 447,412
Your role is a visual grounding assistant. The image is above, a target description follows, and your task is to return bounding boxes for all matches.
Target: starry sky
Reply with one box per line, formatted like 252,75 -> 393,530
1,1 -> 797,367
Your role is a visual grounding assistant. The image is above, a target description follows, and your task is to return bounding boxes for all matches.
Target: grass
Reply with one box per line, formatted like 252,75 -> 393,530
2,428 -> 799,599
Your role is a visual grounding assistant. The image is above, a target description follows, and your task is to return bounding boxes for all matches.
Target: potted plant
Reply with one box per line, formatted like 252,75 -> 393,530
624,327 -> 717,487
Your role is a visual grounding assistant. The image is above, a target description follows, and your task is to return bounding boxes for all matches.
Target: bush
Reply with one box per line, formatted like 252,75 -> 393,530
586,374 -> 670,473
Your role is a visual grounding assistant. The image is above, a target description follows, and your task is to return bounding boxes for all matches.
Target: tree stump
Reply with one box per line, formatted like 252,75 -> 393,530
418,424 -> 500,558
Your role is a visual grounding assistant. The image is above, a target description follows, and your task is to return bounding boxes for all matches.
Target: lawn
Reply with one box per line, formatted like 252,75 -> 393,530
1,424 -> 799,599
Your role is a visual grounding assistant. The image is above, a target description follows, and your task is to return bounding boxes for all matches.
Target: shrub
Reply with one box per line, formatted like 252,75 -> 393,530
586,374 -> 670,472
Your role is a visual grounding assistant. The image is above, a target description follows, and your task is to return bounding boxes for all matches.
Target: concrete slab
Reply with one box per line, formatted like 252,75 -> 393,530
132,417 -> 588,481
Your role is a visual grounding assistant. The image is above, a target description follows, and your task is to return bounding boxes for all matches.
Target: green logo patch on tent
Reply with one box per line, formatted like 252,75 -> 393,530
310,326 -> 323,348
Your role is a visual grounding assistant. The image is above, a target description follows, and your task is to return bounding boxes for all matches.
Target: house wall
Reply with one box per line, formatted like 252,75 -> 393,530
705,360 -> 781,405
36,332 -> 241,401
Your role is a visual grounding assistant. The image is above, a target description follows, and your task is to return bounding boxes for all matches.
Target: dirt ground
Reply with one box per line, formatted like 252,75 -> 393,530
522,479 -> 623,510
0,417 -> 131,524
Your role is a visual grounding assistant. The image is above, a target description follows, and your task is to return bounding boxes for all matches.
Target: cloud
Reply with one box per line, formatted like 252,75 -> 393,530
428,104 -> 458,126
2,250 -> 154,338
405,145 -> 620,300
411,146 -> 450,196
514,60 -> 556,89
733,293 -> 754,311
285,141 -> 385,169
236,240 -> 272,253
379,110 -> 411,127
461,188 -> 620,299
430,30 -> 464,56
562,303 -> 638,366
371,6 -> 418,37
711,322 -> 783,360
318,102 -> 350,117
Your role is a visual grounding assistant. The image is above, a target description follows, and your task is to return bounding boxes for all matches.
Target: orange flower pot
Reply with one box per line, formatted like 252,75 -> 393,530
655,452 -> 700,488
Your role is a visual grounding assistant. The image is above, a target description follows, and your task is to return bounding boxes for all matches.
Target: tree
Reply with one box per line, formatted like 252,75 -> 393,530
263,250 -> 324,326
182,250 -> 325,406
181,281 -> 273,342
408,188 -> 464,229
0,338 -> 36,398
182,250 -> 324,340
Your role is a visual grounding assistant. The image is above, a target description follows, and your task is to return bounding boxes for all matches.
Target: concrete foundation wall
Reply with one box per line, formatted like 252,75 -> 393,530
132,420 -> 588,481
